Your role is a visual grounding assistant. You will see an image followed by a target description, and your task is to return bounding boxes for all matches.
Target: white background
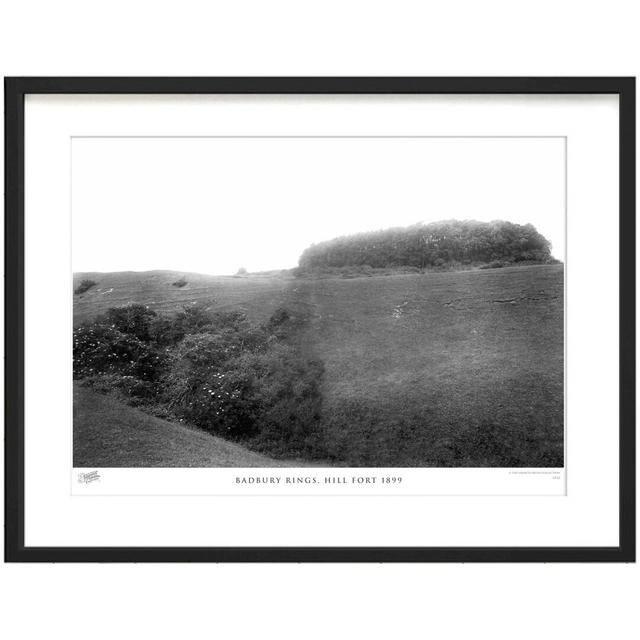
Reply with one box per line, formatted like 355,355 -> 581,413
73,136 -> 566,273
28,94 -> 611,546
1,2 -> 639,639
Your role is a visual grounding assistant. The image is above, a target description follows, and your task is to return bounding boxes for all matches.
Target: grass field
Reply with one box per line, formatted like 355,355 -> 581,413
74,264 -> 564,467
73,385 -> 311,467
73,270 -> 295,325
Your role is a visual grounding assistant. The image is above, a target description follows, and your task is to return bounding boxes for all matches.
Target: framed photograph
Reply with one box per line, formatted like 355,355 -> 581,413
5,77 -> 635,562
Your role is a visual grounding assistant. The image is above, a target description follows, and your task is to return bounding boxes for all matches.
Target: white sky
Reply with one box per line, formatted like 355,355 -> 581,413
72,137 -> 565,274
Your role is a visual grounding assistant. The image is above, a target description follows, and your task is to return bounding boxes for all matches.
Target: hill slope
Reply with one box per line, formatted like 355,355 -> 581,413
73,270 -> 294,325
296,264 -> 563,465
73,385 -> 308,467
74,264 -> 564,466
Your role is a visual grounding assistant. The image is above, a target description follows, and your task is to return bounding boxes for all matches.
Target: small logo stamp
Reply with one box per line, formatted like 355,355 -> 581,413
78,470 -> 101,484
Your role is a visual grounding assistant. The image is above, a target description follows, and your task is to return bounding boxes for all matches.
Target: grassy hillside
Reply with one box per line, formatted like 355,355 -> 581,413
296,264 -> 564,465
73,270 -> 295,325
74,264 -> 564,467
73,385 -> 310,467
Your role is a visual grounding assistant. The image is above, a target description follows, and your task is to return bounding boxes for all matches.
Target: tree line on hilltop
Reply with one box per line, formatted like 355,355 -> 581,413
298,220 -> 556,271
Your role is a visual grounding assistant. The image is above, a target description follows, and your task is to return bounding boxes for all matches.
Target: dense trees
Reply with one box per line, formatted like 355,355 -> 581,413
298,220 -> 554,271
73,303 -> 325,457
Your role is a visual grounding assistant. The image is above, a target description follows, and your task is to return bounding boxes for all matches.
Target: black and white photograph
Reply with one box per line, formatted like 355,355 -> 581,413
2,3 -> 638,637
72,135 -> 565,470
7,78 -> 632,564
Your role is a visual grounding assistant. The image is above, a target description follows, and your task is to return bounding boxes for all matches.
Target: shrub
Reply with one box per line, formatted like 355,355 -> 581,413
237,346 -> 325,455
172,277 -> 188,288
73,322 -> 167,382
73,305 -> 325,457
161,332 -> 260,437
173,302 -> 217,335
100,304 -> 158,341
80,373 -> 158,404
74,279 -> 97,295
265,306 -> 308,338
74,303 -> 326,457
159,326 -> 324,450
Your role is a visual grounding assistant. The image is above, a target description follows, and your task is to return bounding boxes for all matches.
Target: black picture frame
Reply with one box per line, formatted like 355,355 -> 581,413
4,77 -> 636,563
